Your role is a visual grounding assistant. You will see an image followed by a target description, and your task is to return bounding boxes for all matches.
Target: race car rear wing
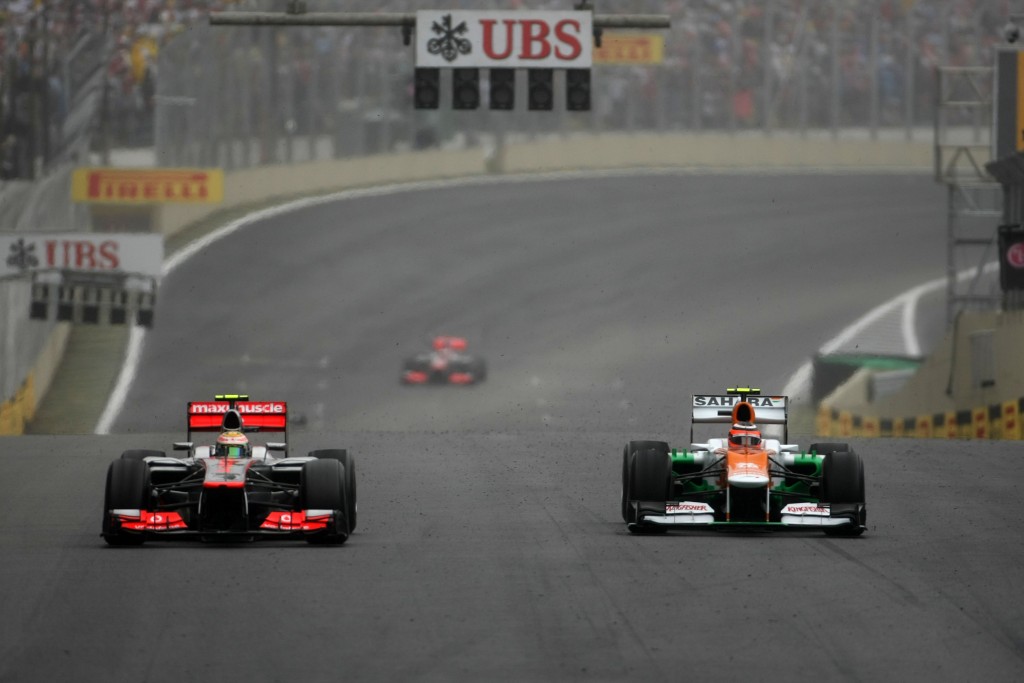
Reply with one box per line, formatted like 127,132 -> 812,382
690,393 -> 788,442
186,399 -> 288,437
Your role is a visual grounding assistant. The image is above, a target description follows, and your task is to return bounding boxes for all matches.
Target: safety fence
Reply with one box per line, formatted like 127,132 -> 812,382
816,397 -> 1023,440
154,0 -> 1007,169
0,13 -> 104,431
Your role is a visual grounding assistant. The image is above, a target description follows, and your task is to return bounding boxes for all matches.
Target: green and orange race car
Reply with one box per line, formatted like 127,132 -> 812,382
621,388 -> 866,536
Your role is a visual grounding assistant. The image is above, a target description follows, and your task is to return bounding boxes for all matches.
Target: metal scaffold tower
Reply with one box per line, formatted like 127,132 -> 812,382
934,65 -> 1002,326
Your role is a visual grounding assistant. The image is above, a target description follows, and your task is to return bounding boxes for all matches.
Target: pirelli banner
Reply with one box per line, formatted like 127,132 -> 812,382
71,167 -> 224,204
593,34 -> 664,65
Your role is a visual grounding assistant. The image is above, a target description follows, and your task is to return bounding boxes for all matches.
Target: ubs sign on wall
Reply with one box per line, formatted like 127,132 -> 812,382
415,11 -> 593,69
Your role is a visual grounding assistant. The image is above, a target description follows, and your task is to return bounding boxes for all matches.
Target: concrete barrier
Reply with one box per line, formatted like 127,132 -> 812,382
501,131 -> 933,173
156,147 -> 487,238
154,132 -> 933,238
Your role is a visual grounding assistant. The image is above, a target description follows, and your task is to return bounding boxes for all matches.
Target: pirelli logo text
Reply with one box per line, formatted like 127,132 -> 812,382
72,168 -> 224,204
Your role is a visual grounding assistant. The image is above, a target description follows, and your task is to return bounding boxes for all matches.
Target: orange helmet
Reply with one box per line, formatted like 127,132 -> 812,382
728,423 -> 762,449
214,430 -> 251,458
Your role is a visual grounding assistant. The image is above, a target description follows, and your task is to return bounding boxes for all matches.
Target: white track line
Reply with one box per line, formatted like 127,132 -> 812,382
782,261 -> 1000,403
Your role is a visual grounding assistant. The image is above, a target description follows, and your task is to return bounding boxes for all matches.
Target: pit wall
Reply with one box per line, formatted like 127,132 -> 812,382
817,309 -> 1024,439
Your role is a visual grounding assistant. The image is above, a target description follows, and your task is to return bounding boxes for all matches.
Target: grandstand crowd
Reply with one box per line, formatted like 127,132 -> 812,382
0,0 -> 232,178
0,0 -> 1014,179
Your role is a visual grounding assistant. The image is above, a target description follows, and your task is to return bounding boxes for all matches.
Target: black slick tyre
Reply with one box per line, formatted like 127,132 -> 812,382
821,450 -> 866,537
620,444 -> 631,522
821,450 -> 865,503
622,441 -> 668,523
628,443 -> 671,501
627,444 -> 671,534
308,449 -> 357,532
102,458 -> 149,546
301,458 -> 349,544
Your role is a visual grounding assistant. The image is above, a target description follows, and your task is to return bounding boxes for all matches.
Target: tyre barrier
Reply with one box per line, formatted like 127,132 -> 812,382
816,397 -> 1023,440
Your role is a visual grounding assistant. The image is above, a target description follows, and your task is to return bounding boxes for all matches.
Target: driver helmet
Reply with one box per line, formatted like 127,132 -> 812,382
215,430 -> 251,458
432,336 -> 448,350
728,423 -> 762,448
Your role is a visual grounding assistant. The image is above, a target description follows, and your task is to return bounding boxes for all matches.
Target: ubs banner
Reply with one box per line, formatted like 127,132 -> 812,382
1,233 -> 163,280
415,10 -> 592,68
71,167 -> 224,204
2,232 -> 164,327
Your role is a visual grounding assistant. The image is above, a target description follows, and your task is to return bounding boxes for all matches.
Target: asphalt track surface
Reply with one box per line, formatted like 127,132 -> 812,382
3,173 -> 1023,681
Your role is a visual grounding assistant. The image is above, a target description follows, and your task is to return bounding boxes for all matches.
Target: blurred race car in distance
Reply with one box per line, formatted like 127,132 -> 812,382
101,394 -> 357,545
401,335 -> 487,385
621,387 -> 866,536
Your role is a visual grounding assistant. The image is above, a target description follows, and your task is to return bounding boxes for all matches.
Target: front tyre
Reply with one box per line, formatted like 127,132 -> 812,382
821,450 -> 866,536
627,443 -> 671,534
301,458 -> 350,544
308,449 -> 357,532
622,441 -> 668,523
102,458 -> 149,546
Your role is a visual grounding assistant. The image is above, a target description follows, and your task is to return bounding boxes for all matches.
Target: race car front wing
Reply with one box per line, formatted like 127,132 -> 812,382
631,500 -> 865,530
107,508 -> 342,540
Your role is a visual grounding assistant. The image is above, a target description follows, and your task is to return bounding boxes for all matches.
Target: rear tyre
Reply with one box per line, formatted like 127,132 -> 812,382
308,449 -> 357,532
120,449 -> 165,461
301,458 -> 349,544
102,458 -> 149,546
821,450 -> 866,537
